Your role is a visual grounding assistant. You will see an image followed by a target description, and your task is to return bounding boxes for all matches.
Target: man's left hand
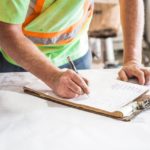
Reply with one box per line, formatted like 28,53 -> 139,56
118,62 -> 150,85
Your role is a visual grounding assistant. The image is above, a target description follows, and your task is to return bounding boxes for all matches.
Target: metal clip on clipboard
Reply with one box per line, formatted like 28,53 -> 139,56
137,96 -> 150,110
120,95 -> 150,121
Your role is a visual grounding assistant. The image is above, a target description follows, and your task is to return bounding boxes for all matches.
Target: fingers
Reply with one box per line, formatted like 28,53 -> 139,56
118,70 -> 128,81
141,68 -> 150,85
118,65 -> 149,85
131,68 -> 145,85
67,79 -> 83,95
63,87 -> 79,99
52,69 -> 90,99
82,77 -> 89,86
72,73 -> 90,94
56,87 -> 79,99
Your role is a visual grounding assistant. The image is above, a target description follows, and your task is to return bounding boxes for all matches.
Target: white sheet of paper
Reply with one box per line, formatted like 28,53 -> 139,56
28,70 -> 149,112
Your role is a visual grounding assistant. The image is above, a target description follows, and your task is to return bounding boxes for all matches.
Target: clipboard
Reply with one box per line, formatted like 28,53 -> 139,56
23,87 -> 150,121
23,69 -> 150,121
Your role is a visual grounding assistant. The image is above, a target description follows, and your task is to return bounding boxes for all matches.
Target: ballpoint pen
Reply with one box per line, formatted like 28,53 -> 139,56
67,56 -> 78,74
67,56 -> 89,96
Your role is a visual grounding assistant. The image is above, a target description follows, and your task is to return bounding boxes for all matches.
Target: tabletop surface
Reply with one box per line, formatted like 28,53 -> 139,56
0,69 -> 150,150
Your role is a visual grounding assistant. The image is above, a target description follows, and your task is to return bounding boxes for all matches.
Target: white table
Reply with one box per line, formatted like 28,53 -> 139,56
0,69 -> 150,150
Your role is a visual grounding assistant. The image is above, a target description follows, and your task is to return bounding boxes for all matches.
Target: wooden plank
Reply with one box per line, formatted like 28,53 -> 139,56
89,3 -> 120,38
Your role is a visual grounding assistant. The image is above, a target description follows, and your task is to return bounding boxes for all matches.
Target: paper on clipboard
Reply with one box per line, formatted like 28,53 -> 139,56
25,70 -> 149,113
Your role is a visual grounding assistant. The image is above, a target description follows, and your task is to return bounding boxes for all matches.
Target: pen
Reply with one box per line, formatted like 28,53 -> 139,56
67,56 -> 89,97
67,56 -> 78,74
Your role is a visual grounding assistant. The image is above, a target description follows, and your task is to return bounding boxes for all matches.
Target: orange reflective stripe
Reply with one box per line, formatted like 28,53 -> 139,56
58,13 -> 93,45
23,0 -> 91,38
34,0 -> 45,13
23,21 -> 81,38
34,14 -> 93,46
25,1 -> 93,46
23,0 -> 45,27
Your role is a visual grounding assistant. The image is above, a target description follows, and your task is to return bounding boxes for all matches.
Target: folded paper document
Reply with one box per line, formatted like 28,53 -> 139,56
24,70 -> 150,121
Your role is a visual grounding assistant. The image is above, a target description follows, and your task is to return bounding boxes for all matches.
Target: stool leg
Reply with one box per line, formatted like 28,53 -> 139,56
89,37 -> 101,60
101,38 -> 119,68
101,38 -> 115,63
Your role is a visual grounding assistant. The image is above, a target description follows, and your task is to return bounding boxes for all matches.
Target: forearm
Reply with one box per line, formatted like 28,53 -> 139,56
119,0 -> 144,64
0,24 -> 60,87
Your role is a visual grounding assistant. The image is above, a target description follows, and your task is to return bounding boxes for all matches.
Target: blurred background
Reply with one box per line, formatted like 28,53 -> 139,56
89,0 -> 150,69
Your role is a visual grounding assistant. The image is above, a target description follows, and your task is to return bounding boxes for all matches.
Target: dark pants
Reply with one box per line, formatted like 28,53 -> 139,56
0,53 -> 25,72
0,50 -> 92,72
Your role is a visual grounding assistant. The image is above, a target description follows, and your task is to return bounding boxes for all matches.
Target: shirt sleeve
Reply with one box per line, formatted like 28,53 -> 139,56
0,0 -> 30,24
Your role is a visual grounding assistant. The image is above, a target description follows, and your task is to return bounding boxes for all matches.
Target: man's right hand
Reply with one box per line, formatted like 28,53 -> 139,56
0,22 -> 89,99
48,69 -> 90,99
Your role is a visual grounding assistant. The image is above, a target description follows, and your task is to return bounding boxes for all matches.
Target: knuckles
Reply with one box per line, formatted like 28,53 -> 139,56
53,70 -> 78,98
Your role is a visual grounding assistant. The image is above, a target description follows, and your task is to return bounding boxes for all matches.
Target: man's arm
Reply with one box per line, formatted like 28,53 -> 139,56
0,22 -> 89,98
118,0 -> 150,85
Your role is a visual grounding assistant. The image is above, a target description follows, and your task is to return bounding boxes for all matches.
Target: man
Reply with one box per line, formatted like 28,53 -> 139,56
0,0 -> 149,98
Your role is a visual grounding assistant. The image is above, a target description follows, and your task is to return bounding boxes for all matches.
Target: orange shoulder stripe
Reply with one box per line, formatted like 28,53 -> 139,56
23,0 -> 91,38
23,0 -> 45,27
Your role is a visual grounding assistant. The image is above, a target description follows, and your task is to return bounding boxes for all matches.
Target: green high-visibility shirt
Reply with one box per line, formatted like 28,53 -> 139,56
0,0 -> 92,67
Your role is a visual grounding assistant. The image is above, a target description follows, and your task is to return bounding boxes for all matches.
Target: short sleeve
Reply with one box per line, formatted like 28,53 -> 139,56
0,0 -> 30,24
